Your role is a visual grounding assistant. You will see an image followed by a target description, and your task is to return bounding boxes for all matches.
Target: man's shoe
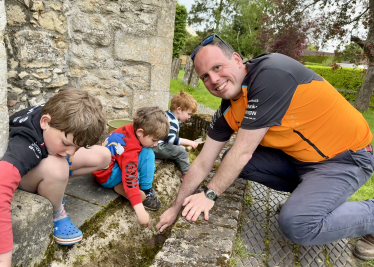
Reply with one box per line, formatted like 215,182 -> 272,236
143,188 -> 162,211
354,234 -> 374,260
276,197 -> 288,212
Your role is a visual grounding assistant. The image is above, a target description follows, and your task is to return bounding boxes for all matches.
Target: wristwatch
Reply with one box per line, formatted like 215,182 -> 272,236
204,187 -> 218,201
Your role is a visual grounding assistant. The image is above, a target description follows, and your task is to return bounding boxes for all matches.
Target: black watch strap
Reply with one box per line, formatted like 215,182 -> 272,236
204,187 -> 218,201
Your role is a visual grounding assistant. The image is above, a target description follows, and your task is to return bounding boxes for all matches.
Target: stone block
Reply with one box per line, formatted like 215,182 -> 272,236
114,34 -> 172,65
132,90 -> 169,114
11,190 -> 53,267
171,58 -> 182,80
15,30 -> 67,68
151,63 -> 172,92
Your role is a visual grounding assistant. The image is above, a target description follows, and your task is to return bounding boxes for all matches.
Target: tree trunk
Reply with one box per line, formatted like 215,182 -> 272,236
355,0 -> 374,111
215,0 -> 224,33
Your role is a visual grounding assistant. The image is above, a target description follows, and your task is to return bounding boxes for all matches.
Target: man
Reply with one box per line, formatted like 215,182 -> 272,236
156,34 -> 374,260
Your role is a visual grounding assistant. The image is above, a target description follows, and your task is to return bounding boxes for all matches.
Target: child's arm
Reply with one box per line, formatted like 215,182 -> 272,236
179,138 -> 199,149
0,161 -> 22,266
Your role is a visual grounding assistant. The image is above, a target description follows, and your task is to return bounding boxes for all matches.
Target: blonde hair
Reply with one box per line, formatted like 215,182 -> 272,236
133,106 -> 169,140
170,89 -> 197,113
42,88 -> 106,147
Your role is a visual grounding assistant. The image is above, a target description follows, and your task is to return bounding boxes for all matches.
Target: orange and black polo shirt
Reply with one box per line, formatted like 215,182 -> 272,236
208,53 -> 372,162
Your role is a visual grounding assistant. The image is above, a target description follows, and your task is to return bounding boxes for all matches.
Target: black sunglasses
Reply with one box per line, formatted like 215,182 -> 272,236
190,34 -> 234,60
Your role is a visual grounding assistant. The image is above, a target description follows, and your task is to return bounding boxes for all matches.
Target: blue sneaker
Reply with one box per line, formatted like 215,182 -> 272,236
54,217 -> 83,245
62,197 -> 65,206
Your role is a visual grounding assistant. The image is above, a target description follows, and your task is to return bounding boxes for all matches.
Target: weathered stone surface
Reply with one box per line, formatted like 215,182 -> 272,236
151,63 -> 172,92
0,0 -> 8,157
6,5 -> 26,26
11,190 -> 53,267
182,57 -> 199,87
171,58 -> 182,79
38,11 -> 66,34
132,90 -> 169,115
71,13 -> 112,46
114,34 -> 172,65
15,30 -> 66,68
157,3 -> 176,38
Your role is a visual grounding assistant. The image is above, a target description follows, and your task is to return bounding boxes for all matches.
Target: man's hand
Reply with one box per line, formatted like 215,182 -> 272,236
182,192 -> 215,221
156,207 -> 180,232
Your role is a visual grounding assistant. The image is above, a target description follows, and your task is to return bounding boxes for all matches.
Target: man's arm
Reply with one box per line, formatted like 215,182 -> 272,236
156,136 -> 226,232
182,127 -> 269,222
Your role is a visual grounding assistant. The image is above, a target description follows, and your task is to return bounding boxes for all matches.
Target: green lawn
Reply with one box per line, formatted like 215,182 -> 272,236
170,70 -> 374,201
350,109 -> 374,201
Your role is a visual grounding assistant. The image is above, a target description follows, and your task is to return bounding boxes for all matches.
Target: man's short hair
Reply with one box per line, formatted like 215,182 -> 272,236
133,106 -> 169,140
170,89 -> 197,113
193,39 -> 235,61
42,87 -> 106,147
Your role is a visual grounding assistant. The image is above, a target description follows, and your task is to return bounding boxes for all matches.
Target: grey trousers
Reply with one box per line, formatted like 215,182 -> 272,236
229,145 -> 374,246
152,143 -> 190,174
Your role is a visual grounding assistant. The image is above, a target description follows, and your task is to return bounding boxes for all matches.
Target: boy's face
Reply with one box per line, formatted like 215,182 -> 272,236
176,108 -> 193,123
136,129 -> 159,148
40,115 -> 80,157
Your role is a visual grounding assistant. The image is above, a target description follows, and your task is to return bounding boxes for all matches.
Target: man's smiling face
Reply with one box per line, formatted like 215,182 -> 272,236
194,45 -> 246,101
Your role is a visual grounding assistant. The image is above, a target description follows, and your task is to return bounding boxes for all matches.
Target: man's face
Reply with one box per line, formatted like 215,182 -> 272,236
194,45 -> 246,100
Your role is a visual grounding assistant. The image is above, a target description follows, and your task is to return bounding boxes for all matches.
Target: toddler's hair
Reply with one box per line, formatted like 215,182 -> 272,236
133,106 -> 169,140
42,88 -> 106,147
170,89 -> 197,113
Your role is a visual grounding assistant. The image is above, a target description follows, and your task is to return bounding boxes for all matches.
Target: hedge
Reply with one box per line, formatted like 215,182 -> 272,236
302,55 -> 330,63
305,65 -> 373,106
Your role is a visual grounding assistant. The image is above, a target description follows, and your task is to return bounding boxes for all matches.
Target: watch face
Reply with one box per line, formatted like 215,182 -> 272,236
206,189 -> 216,200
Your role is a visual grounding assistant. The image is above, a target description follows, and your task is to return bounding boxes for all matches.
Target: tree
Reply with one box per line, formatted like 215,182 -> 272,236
257,0 -> 313,61
173,3 -> 188,59
220,0 -> 269,59
183,32 -> 201,55
188,0 -> 236,33
308,0 -> 373,111
341,43 -> 365,64
263,0 -> 373,111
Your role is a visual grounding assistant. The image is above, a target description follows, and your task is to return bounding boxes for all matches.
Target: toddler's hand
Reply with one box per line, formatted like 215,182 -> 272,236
190,141 -> 199,149
134,203 -> 151,229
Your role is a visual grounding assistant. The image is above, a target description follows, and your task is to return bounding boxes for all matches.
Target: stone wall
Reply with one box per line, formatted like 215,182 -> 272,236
0,0 -> 8,157
1,0 -> 176,155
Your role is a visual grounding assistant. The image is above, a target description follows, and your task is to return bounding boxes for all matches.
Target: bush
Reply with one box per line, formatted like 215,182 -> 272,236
305,65 -> 373,106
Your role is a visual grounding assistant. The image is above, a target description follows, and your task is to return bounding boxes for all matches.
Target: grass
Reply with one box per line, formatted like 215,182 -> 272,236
170,70 -> 221,110
350,109 -> 374,201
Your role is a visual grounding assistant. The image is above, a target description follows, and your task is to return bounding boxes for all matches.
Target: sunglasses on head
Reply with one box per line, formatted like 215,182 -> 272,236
190,34 -> 234,60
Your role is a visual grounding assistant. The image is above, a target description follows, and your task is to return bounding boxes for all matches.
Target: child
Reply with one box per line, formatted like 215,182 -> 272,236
0,88 -> 111,266
152,90 -> 198,181
93,106 -> 169,229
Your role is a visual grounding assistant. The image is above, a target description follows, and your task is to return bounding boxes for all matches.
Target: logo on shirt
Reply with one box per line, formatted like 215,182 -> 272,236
210,108 -> 223,129
248,99 -> 259,103
29,142 -> 42,158
247,104 -> 257,109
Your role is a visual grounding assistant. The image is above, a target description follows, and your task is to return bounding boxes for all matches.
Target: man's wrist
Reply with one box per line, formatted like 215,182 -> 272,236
203,186 -> 218,201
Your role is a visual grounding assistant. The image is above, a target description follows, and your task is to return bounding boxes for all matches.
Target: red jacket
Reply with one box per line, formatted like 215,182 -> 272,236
93,124 -> 143,206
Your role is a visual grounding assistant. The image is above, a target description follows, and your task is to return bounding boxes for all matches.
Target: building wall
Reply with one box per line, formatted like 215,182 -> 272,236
1,0 -> 175,155
0,1 -> 8,157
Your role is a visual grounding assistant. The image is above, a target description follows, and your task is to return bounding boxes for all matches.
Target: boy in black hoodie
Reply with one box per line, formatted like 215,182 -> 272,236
0,88 -> 111,267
